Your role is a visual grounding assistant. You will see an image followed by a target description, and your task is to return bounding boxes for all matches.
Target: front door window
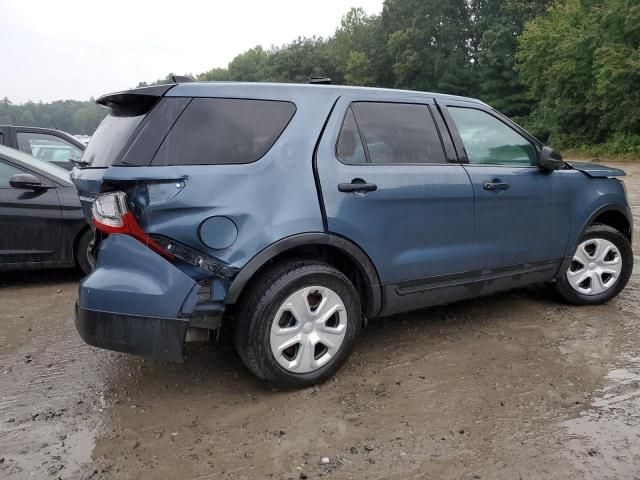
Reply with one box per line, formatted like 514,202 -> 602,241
449,107 -> 538,166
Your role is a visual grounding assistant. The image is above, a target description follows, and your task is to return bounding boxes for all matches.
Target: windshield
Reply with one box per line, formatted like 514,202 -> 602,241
0,144 -> 71,183
81,113 -> 145,167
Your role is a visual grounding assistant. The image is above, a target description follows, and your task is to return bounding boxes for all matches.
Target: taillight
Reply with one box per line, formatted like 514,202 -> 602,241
92,191 -> 128,228
92,192 -> 175,261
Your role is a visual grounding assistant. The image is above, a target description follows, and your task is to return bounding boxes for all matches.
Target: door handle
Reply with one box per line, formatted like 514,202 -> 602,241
483,180 -> 510,191
338,179 -> 378,193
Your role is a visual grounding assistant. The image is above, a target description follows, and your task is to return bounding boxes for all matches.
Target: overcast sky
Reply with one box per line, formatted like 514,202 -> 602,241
0,0 -> 383,104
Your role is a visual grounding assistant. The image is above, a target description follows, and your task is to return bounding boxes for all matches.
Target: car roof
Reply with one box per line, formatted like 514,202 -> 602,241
162,82 -> 487,105
0,125 -> 85,147
1,125 -> 66,133
0,144 -> 72,185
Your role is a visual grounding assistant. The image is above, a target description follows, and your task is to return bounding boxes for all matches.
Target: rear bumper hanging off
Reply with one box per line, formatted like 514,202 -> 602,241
76,234 -> 201,362
75,305 -> 189,363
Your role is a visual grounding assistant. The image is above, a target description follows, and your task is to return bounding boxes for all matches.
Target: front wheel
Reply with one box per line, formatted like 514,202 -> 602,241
555,224 -> 633,305
235,260 -> 362,389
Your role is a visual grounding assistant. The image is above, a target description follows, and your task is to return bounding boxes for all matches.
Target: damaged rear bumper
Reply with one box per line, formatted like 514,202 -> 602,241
75,234 -> 206,362
75,305 -> 189,363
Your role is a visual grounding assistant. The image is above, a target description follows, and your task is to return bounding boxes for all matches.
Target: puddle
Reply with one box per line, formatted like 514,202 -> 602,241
0,285 -> 105,479
562,358 -> 640,479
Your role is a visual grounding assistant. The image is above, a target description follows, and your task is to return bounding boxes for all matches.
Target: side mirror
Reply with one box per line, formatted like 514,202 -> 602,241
539,146 -> 564,171
9,173 -> 46,190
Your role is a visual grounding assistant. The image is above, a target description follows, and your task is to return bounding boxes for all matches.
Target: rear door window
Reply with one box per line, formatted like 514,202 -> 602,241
152,98 -> 296,166
345,102 -> 446,165
16,132 -> 83,163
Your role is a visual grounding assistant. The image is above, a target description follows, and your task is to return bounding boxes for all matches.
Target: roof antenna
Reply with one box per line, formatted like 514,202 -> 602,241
308,77 -> 332,85
171,75 -> 195,83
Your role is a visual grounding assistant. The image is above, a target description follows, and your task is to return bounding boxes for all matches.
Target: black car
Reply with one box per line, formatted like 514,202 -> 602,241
0,145 -> 91,274
0,125 -> 86,170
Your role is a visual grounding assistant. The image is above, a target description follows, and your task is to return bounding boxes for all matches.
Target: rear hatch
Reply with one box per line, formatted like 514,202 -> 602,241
71,84 -> 183,221
71,84 -> 299,279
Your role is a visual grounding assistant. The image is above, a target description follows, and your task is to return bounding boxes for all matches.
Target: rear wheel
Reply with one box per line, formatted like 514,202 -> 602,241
235,260 -> 361,388
555,224 -> 632,305
75,229 -> 94,275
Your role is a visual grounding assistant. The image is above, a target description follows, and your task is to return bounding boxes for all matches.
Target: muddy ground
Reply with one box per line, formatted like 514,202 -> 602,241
1,162 -> 639,480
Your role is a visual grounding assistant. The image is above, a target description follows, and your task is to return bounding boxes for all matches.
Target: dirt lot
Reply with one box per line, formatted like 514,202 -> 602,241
1,162 -> 639,480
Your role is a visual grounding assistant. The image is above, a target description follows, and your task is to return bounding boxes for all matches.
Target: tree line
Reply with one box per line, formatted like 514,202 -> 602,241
3,0 -> 639,156
0,97 -> 106,136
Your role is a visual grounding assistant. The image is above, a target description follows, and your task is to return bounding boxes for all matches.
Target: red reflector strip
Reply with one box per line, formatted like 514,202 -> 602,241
93,212 -> 175,261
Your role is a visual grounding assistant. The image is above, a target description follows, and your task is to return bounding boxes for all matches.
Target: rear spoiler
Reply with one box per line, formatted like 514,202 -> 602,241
96,84 -> 176,115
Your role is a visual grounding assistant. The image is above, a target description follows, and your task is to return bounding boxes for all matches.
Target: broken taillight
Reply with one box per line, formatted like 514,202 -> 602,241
92,192 -> 175,261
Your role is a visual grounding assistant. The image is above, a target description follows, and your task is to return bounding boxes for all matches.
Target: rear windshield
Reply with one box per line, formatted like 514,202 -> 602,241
81,113 -> 145,167
152,98 -> 296,166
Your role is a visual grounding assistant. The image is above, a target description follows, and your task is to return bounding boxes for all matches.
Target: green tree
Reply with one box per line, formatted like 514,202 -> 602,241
517,0 -> 640,146
331,8 -> 385,86
0,99 -> 107,134
227,46 -> 273,81
269,37 -> 338,83
476,0 -> 553,117
381,0 -> 475,94
198,67 -> 231,81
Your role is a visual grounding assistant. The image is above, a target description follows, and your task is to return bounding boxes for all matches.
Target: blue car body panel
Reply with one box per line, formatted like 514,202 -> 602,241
566,161 -> 627,178
315,93 -> 476,283
79,234 -> 197,318
69,166 -> 105,221
78,85 -> 338,269
462,164 -> 573,269
71,82 -> 633,362
563,174 -> 632,248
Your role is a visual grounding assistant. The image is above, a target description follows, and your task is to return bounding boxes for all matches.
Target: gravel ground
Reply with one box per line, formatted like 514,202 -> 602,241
1,162 -> 639,480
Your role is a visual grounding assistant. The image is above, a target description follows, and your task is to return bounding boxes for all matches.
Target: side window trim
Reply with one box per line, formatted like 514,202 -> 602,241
441,103 -> 539,168
334,106 -> 371,164
438,104 -> 468,163
334,100 -> 450,166
350,106 -> 372,163
431,105 -> 458,163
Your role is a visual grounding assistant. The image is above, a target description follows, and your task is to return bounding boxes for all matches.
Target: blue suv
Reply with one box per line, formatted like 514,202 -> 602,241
72,81 -> 633,388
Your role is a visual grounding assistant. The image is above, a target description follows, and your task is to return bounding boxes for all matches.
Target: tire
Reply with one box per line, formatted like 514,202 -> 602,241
234,260 -> 362,389
554,224 -> 633,305
75,229 -> 94,275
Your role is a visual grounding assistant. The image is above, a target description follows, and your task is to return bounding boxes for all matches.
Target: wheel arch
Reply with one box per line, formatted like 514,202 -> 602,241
225,233 -> 382,318
557,203 -> 633,280
582,204 -> 632,242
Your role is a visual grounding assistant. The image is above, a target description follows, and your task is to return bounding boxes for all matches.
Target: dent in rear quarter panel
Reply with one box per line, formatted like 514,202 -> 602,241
103,86 -> 340,270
